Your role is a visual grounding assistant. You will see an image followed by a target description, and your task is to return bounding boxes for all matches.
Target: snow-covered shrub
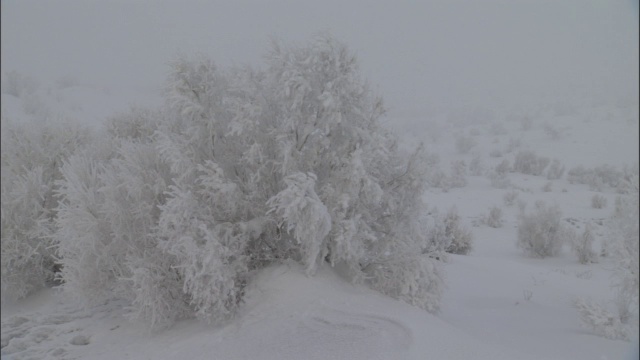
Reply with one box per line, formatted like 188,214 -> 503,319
520,116 -> 533,131
495,159 -> 511,175
1,117 -> 90,301
567,164 -> 626,191
482,206 -> 503,228
543,122 -> 562,140
571,223 -> 598,264
573,298 -> 630,341
489,149 -> 503,158
426,207 -> 473,256
591,194 -> 607,209
448,160 -> 467,188
541,181 -> 553,192
1,70 -> 38,97
53,35 -> 444,328
516,202 -> 566,257
488,170 -> 512,189
546,159 -> 565,180
489,122 -> 507,136
607,190 -> 639,332
505,137 -> 521,153
469,154 -> 484,176
503,190 -> 519,206
513,150 -> 549,176
455,135 -> 476,154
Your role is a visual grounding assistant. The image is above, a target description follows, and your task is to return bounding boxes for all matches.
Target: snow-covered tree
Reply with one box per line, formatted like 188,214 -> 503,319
1,117 -> 90,301
54,35 -> 443,329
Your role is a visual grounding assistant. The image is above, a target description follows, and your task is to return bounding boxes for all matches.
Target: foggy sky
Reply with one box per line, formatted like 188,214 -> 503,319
2,0 -> 638,117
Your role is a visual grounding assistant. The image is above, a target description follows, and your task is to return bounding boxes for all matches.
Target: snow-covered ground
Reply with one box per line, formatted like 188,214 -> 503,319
1,78 -> 638,359
2,1 -> 638,359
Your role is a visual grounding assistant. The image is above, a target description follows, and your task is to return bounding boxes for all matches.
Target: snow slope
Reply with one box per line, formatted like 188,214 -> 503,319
2,1 -> 638,359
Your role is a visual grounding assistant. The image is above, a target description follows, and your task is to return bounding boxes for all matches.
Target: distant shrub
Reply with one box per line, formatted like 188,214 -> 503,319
482,206 -> 503,228
448,160 -> 467,188
455,135 -> 477,154
546,159 -> 565,180
520,116 -> 533,131
567,164 -> 626,191
513,150 -> 550,176
495,159 -> 511,175
591,194 -> 608,209
543,122 -> 562,140
489,149 -> 503,158
2,70 -> 38,97
489,122 -> 507,136
505,137 -> 521,153
488,170 -> 511,189
503,190 -> 519,206
573,298 -> 630,341
469,154 -> 484,176
571,223 -> 598,264
426,207 -> 473,256
517,202 -> 565,257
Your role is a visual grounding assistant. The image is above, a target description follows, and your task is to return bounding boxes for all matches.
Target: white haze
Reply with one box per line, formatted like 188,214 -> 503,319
2,0 -> 638,119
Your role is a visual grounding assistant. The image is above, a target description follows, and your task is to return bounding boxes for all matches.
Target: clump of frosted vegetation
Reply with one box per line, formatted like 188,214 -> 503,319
488,170 -> 511,189
543,122 -> 562,140
1,70 -> 39,97
591,194 -> 608,209
567,164 -> 637,192
1,117 -> 91,301
541,181 -> 553,192
516,201 -> 566,258
468,154 -> 484,176
51,35 -> 444,329
425,207 -> 473,256
574,188 -> 639,341
455,134 -> 476,154
513,150 -> 550,176
520,116 -> 533,131
489,122 -> 507,136
495,159 -> 511,175
482,206 -> 503,228
505,137 -> 521,154
545,159 -> 565,180
571,223 -> 598,264
503,190 -> 519,206
448,160 -> 467,188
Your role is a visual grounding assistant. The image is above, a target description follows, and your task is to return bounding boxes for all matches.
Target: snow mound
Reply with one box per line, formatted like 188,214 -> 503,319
1,262 -> 548,360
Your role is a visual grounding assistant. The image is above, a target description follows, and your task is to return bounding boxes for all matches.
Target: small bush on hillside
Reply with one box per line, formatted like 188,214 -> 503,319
482,206 -> 503,228
488,170 -> 512,189
517,202 -> 565,257
573,298 -> 630,341
567,164 -> 629,192
503,190 -> 519,206
426,207 -> 473,256
495,159 -> 511,175
571,223 -> 598,264
2,70 -> 38,97
448,160 -> 467,188
591,194 -> 608,209
455,135 -> 476,154
546,159 -> 565,180
513,150 -> 550,176
469,154 -> 484,176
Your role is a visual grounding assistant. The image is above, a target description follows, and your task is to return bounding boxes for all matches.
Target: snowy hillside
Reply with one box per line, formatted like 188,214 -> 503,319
2,1 -> 638,360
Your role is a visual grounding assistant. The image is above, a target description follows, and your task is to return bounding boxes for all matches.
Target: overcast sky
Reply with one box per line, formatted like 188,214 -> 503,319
2,0 -> 638,117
